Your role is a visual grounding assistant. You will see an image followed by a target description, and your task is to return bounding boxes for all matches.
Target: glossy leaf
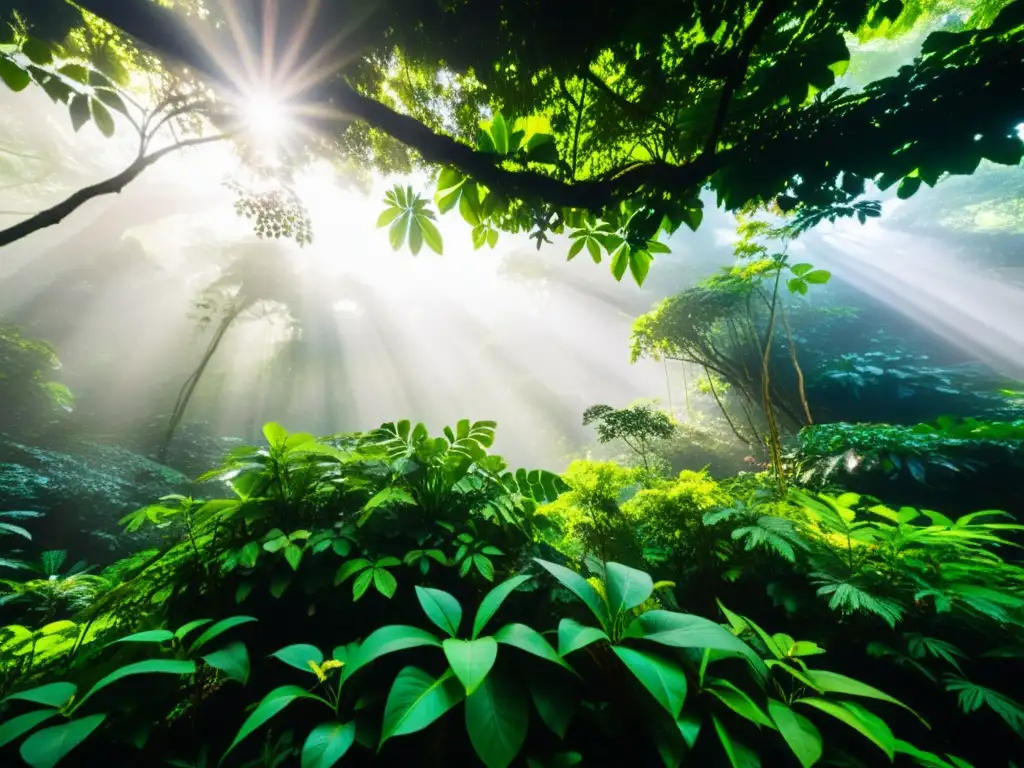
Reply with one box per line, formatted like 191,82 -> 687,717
203,641 -> 250,684
613,646 -> 687,718
628,611 -> 768,680
0,710 -> 57,750
224,685 -> 311,758
443,637 -> 498,695
272,644 -> 324,672
535,559 -> 609,630
707,679 -> 773,727
75,660 -> 196,710
3,683 -> 77,709
558,618 -> 609,656
797,698 -> 895,759
301,721 -> 356,768
344,625 -> 442,678
605,562 -> 654,618
472,575 -> 532,639
189,616 -> 257,653
768,698 -> 822,768
174,619 -> 212,641
415,586 -> 463,637
106,629 -> 174,647
465,669 -> 529,768
711,713 -> 759,768
494,623 -> 573,672
19,714 -> 106,768
380,667 -> 464,744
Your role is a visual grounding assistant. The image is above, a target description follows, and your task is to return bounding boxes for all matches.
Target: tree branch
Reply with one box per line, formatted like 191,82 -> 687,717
582,69 -> 667,128
0,134 -> 226,249
72,0 -> 718,212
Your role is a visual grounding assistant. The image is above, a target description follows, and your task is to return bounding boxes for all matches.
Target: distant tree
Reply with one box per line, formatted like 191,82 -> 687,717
583,403 -> 675,472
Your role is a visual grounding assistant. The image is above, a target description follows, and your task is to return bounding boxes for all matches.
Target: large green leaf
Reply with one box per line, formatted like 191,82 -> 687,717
203,641 -> 250,684
797,698 -> 895,759
706,680 -> 773,727
19,714 -> 106,768
768,698 -> 822,768
0,710 -> 58,750
613,646 -> 687,718
534,559 -> 609,631
0,58 -> 31,92
301,721 -> 356,768
472,575 -> 532,639
443,637 -> 498,695
106,629 -> 174,647
3,683 -> 76,709
174,619 -> 212,641
415,586 -> 463,637
529,673 -> 577,739
465,669 -> 529,768
74,660 -> 196,710
711,714 -> 760,768
493,623 -> 574,672
380,667 -> 464,744
189,616 -> 257,653
605,562 -> 654,618
344,625 -> 442,679
557,618 -> 609,656
628,611 -> 768,681
224,685 -> 312,758
805,670 -> 920,720
271,644 -> 324,672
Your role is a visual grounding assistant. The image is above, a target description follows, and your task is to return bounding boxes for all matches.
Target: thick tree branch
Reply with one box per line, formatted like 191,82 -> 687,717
72,0 -> 718,212
0,134 -> 225,248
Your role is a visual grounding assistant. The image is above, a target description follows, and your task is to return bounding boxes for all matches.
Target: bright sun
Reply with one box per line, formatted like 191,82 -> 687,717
242,92 -> 292,147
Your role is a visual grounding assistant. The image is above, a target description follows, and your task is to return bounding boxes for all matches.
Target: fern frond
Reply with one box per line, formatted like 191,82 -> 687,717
731,516 -> 808,563
812,571 -> 905,627
944,676 -> 1024,738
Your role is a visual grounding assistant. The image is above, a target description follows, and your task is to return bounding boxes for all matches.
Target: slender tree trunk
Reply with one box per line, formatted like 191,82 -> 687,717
680,361 -> 692,421
702,365 -> 751,446
779,301 -> 813,425
761,270 -> 786,494
158,302 -> 246,462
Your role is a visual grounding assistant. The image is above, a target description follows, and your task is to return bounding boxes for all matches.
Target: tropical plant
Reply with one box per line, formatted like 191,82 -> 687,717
582,403 -> 675,473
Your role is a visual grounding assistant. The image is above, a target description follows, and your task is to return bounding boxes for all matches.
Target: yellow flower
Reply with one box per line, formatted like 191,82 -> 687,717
307,658 -> 345,682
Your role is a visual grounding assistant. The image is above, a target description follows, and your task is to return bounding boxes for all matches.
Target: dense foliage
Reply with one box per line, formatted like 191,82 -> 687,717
2,413 -> 1023,767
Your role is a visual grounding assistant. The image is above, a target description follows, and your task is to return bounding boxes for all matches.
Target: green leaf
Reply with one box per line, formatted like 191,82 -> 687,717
93,87 -> 128,116
768,698 -> 822,768
57,64 -> 89,83
284,544 -> 303,571
301,722 -> 356,768
897,175 -> 922,200
373,567 -> 398,598
377,207 -> 400,227
605,562 -> 654,619
190,616 -> 257,653
334,558 -> 370,585
415,586 -> 463,637
3,683 -> 77,709
174,619 -> 212,641
465,670 -> 529,768
68,93 -> 91,131
417,215 -> 443,255
557,618 -> 609,656
344,625 -> 442,679
628,611 -> 768,681
535,559 -> 609,631
0,710 -> 57,750
494,623 -> 573,672
613,646 -> 687,718
224,685 -> 311,758
19,714 -> 106,768
526,132 -> 559,164
610,244 -> 629,281
380,667 -> 464,744
567,238 -> 585,261
790,263 -> 813,277
473,575 -> 532,639
797,698 -> 894,759
802,270 -> 831,285
711,714 -> 759,768
529,673 -> 577,739
0,58 -> 30,92
682,207 -> 703,232
353,569 -> 374,600
272,644 -> 324,672
203,641 -> 250,684
804,670 -> 919,719
408,217 -> 424,255
74,660 -> 195,711
629,250 -> 652,286
443,637 -> 498,695
707,680 -> 773,727
389,216 -> 407,250
105,628 -> 174,648
90,98 -> 115,137
21,38 -> 52,65
490,113 -> 510,155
